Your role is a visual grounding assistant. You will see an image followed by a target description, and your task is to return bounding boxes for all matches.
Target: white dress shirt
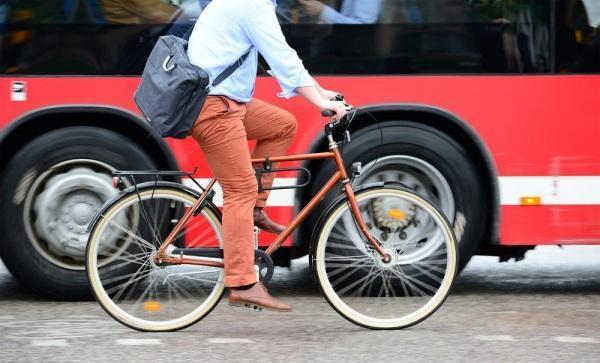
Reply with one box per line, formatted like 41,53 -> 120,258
187,0 -> 313,103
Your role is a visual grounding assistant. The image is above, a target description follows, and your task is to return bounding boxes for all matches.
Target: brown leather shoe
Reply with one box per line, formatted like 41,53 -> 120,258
253,208 -> 286,234
229,282 -> 292,312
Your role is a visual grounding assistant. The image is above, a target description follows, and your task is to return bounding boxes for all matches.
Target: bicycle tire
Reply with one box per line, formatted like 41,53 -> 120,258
311,185 -> 458,330
86,184 -> 225,332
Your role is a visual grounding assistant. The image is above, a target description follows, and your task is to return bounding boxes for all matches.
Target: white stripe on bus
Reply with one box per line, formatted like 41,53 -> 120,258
183,178 -> 297,207
499,176 -> 600,205
183,176 -> 600,207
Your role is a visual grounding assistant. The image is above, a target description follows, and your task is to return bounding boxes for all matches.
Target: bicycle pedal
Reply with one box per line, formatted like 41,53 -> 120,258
244,303 -> 263,312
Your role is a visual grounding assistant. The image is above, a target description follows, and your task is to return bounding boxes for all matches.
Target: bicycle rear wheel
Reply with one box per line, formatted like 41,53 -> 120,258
311,186 -> 458,329
86,185 -> 225,332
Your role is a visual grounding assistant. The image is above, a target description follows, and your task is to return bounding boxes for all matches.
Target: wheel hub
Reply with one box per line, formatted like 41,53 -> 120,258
374,249 -> 398,269
372,197 -> 416,232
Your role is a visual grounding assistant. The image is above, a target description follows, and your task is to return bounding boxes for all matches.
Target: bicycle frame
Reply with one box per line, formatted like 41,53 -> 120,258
154,132 -> 390,267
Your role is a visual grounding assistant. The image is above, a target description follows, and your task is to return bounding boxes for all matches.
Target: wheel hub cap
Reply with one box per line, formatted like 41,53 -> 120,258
32,167 -> 119,262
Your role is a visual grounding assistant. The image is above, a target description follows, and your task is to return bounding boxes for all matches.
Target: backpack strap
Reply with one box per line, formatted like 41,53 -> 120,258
211,49 -> 252,87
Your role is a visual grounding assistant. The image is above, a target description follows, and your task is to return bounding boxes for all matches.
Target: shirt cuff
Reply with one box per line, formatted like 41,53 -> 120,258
319,6 -> 337,24
277,70 -> 313,99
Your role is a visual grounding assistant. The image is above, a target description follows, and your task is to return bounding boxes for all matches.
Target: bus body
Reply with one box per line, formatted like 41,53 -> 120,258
0,0 -> 598,297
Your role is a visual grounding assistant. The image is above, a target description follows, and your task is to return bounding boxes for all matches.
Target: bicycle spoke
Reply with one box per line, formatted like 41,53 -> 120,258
336,267 -> 382,297
101,253 -> 150,274
112,261 -> 151,303
390,266 -> 438,295
106,219 -> 155,250
105,267 -> 152,296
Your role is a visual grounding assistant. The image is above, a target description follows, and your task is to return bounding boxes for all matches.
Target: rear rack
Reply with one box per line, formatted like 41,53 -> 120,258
113,167 -> 198,178
112,167 -> 207,192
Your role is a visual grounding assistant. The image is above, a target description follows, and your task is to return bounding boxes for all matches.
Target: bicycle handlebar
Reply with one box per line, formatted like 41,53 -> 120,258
321,109 -> 336,117
321,94 -> 347,118
321,94 -> 355,142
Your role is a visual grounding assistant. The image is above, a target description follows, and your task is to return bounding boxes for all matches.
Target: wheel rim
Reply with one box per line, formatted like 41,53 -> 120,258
24,159 -> 121,271
87,189 -> 224,331
315,189 -> 457,329
357,155 -> 455,219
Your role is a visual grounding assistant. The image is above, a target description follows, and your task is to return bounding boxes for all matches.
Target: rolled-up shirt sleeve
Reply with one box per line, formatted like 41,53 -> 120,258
243,4 -> 314,98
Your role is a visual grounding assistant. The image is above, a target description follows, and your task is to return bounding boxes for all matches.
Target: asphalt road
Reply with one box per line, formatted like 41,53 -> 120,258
1,246 -> 599,362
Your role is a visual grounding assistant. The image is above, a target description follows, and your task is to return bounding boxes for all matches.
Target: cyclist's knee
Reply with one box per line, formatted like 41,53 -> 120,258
278,111 -> 297,138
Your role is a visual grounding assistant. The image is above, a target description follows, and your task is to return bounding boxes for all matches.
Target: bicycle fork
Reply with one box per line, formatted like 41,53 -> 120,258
328,133 -> 392,263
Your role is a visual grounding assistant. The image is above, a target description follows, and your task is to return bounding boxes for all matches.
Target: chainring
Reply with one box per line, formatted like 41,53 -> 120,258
254,249 -> 274,283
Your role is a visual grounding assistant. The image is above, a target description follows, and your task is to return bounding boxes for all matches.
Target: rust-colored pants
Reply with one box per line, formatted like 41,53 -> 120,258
190,96 -> 297,287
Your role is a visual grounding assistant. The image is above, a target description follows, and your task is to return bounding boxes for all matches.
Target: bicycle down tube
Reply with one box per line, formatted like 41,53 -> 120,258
154,146 -> 390,267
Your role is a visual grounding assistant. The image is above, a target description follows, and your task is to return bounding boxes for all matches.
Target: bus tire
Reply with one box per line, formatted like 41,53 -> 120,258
0,126 -> 157,299
307,121 -> 488,271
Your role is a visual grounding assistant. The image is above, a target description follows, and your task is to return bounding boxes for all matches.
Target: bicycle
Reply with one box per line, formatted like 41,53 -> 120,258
85,107 -> 458,331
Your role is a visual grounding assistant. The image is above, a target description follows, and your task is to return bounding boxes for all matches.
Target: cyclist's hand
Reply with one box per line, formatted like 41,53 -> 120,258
321,100 -> 347,122
321,89 -> 342,101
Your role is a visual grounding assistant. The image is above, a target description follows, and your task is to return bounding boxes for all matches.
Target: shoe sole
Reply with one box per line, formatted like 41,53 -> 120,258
228,301 -> 292,313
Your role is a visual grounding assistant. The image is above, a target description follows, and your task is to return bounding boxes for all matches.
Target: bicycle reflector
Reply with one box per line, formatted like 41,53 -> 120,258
387,209 -> 406,220
143,300 -> 162,312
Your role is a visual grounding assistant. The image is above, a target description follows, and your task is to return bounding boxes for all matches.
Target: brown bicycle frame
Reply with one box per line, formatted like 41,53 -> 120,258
155,145 -> 390,267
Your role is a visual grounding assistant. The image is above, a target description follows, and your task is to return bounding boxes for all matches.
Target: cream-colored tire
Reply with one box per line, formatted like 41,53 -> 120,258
312,187 -> 458,329
86,186 -> 225,332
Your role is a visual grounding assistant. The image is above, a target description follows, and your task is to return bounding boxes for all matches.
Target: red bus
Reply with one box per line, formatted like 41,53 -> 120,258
0,0 -> 598,298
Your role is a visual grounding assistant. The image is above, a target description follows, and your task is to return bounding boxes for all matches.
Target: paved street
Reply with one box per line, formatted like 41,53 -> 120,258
1,246 -> 599,362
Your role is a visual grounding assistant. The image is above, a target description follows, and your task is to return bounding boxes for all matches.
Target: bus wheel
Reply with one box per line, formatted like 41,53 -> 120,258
0,127 -> 157,299
308,121 -> 488,271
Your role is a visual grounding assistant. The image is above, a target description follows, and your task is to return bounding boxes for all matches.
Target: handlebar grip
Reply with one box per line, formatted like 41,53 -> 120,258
321,110 -> 336,117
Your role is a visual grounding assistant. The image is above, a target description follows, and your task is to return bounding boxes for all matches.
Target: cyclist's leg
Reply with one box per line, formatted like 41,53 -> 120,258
242,98 -> 297,208
190,96 -> 258,288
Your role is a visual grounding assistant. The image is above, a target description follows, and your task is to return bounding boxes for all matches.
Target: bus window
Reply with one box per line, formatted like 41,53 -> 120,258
282,0 -> 556,74
558,0 -> 600,72
1,0 -> 598,75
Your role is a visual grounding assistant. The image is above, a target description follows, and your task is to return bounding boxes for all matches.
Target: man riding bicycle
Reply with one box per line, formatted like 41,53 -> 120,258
187,0 -> 348,311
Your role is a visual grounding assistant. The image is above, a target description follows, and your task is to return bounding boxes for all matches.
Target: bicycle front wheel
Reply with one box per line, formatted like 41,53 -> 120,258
312,186 -> 458,329
86,186 -> 225,332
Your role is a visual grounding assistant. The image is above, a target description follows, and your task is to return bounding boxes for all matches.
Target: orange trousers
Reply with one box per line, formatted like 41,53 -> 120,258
190,96 -> 297,287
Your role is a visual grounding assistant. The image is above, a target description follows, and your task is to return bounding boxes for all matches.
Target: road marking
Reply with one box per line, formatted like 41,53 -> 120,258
208,338 -> 254,344
31,339 -> 69,347
1,318 -> 126,339
484,311 -> 520,315
116,339 -> 162,346
473,335 -> 517,342
553,336 -> 598,344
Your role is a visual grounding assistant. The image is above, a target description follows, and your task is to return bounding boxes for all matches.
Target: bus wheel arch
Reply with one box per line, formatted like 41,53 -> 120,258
0,105 -> 179,177
297,104 -> 499,270
0,106 -> 179,299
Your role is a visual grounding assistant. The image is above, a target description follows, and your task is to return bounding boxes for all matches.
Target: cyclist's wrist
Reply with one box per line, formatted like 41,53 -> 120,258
296,86 -> 329,110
